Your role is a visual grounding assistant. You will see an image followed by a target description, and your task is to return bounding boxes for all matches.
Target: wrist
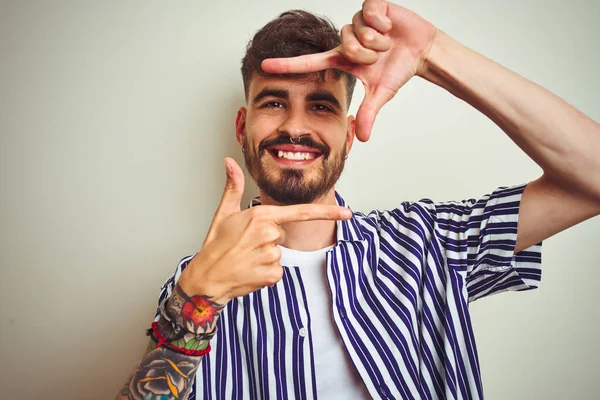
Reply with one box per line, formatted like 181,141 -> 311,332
178,253 -> 232,305
416,29 -> 457,84
164,282 -> 225,335
148,320 -> 212,356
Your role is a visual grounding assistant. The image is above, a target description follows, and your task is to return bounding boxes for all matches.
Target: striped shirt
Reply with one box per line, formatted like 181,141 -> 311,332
156,184 -> 542,399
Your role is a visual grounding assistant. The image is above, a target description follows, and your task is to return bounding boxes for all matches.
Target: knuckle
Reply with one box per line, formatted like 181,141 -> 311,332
248,210 -> 268,226
380,36 -> 392,51
366,52 -> 379,64
249,207 -> 265,219
340,25 -> 354,41
263,226 -> 280,242
264,246 -> 281,262
247,216 -> 260,230
344,41 -> 362,57
360,31 -> 375,45
265,265 -> 284,287
297,206 -> 311,221
363,9 -> 378,22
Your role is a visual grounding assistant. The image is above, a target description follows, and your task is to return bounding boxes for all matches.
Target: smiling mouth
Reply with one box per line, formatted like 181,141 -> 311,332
266,145 -> 323,166
274,150 -> 316,160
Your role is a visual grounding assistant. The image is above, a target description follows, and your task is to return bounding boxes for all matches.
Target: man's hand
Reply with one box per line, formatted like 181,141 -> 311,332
178,157 -> 352,305
261,0 -> 437,142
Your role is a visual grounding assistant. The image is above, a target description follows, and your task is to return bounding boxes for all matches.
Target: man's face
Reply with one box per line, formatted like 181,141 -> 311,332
236,73 -> 355,205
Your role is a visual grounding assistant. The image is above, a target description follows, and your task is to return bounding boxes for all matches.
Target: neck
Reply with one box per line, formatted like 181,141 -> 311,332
259,188 -> 338,251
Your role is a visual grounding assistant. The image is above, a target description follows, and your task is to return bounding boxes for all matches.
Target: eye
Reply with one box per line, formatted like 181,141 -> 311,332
262,101 -> 285,109
312,104 -> 333,113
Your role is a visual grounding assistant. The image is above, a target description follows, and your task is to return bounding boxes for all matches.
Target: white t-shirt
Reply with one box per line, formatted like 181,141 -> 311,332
279,245 -> 371,399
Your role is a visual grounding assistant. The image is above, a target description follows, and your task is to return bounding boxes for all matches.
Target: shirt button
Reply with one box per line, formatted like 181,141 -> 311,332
339,308 -> 346,319
299,327 -> 308,337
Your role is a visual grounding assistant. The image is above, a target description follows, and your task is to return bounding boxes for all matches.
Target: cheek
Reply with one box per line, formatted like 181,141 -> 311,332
325,133 -> 348,154
244,128 -> 271,151
314,118 -> 347,144
246,113 -> 282,135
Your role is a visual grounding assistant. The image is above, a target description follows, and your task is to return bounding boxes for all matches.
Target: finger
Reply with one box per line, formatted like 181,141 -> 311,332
352,11 -> 391,52
355,86 -> 396,142
362,0 -> 392,33
252,244 -> 283,266
275,225 -> 286,245
252,222 -> 285,246
259,204 -> 352,225
340,24 -> 379,65
204,158 -> 245,244
215,157 -> 245,219
264,262 -> 284,288
261,48 -> 341,74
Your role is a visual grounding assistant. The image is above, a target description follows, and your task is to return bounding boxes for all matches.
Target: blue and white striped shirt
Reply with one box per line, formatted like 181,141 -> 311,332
156,184 -> 542,399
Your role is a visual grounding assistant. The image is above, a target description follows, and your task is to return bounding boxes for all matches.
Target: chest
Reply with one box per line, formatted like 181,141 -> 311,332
196,240 -> 471,400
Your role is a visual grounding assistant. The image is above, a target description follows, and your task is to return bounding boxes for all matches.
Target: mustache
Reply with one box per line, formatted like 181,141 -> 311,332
258,135 -> 330,158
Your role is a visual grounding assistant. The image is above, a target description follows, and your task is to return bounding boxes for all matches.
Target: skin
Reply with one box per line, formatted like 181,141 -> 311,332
118,285 -> 219,399
235,73 -> 356,250
262,0 -> 600,253
117,1 -> 600,398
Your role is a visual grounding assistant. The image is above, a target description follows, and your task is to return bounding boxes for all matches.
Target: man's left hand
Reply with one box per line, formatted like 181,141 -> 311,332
261,0 -> 437,142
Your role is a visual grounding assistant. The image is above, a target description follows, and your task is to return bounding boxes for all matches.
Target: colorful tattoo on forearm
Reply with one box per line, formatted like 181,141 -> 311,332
123,344 -> 201,399
118,283 -> 225,399
165,283 -> 224,337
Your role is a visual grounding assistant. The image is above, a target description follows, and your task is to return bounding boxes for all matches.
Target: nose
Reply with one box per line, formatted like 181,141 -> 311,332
278,106 -> 312,139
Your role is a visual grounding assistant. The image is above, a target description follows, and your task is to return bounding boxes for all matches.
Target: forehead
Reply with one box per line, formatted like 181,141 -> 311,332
248,72 -> 347,108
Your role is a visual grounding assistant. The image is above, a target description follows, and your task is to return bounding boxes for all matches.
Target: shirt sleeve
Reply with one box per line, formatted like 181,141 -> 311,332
434,183 -> 542,302
154,254 -> 195,320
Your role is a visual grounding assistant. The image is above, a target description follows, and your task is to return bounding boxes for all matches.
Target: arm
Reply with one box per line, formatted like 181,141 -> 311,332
117,342 -> 200,400
115,158 -> 352,399
418,31 -> 600,252
116,283 -> 223,400
262,0 -> 600,251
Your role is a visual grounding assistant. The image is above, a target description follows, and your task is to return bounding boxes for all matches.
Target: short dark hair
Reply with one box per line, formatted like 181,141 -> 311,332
241,10 -> 357,109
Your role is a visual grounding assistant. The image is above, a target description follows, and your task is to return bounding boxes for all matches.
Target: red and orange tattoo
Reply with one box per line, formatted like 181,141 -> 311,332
168,283 -> 224,335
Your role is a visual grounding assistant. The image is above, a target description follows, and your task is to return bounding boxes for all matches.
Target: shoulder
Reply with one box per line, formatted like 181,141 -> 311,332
351,199 -> 442,237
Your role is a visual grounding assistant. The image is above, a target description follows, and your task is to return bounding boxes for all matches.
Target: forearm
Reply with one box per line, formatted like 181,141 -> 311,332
117,339 -> 205,400
116,283 -> 224,400
419,30 -> 600,200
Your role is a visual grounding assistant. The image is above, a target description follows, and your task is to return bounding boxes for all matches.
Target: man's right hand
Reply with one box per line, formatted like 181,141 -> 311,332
261,0 -> 437,143
177,157 -> 352,305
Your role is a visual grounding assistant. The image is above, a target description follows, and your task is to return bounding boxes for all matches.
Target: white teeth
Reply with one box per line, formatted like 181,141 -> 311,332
275,151 -> 316,160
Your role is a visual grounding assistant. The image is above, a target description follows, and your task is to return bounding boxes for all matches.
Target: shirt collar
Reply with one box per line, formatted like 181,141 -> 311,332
248,191 -> 365,244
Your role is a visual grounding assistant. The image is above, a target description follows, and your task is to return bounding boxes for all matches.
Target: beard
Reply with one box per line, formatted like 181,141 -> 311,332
242,134 -> 346,205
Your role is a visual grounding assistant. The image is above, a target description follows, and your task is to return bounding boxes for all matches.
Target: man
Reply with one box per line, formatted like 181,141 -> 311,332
117,1 -> 600,399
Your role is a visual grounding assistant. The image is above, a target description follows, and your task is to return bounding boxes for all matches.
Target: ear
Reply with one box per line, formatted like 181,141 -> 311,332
345,115 -> 356,156
235,107 -> 247,146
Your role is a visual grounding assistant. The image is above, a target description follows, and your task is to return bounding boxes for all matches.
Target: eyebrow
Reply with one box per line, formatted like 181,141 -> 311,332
252,88 -> 288,105
251,87 -> 343,112
306,91 -> 343,112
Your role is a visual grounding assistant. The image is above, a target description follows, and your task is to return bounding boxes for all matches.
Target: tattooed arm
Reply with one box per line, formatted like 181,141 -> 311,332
114,158 -> 351,398
116,283 -> 224,400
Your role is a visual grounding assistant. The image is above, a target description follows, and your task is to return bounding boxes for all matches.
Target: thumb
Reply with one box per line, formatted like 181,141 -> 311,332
216,157 -> 245,219
355,86 -> 395,142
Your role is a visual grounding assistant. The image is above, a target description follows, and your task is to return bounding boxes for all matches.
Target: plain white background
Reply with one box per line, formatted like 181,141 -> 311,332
1,0 -> 599,398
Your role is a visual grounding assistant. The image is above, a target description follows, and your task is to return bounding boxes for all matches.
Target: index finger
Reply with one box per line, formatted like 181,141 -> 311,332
260,204 -> 352,224
261,48 -> 341,74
